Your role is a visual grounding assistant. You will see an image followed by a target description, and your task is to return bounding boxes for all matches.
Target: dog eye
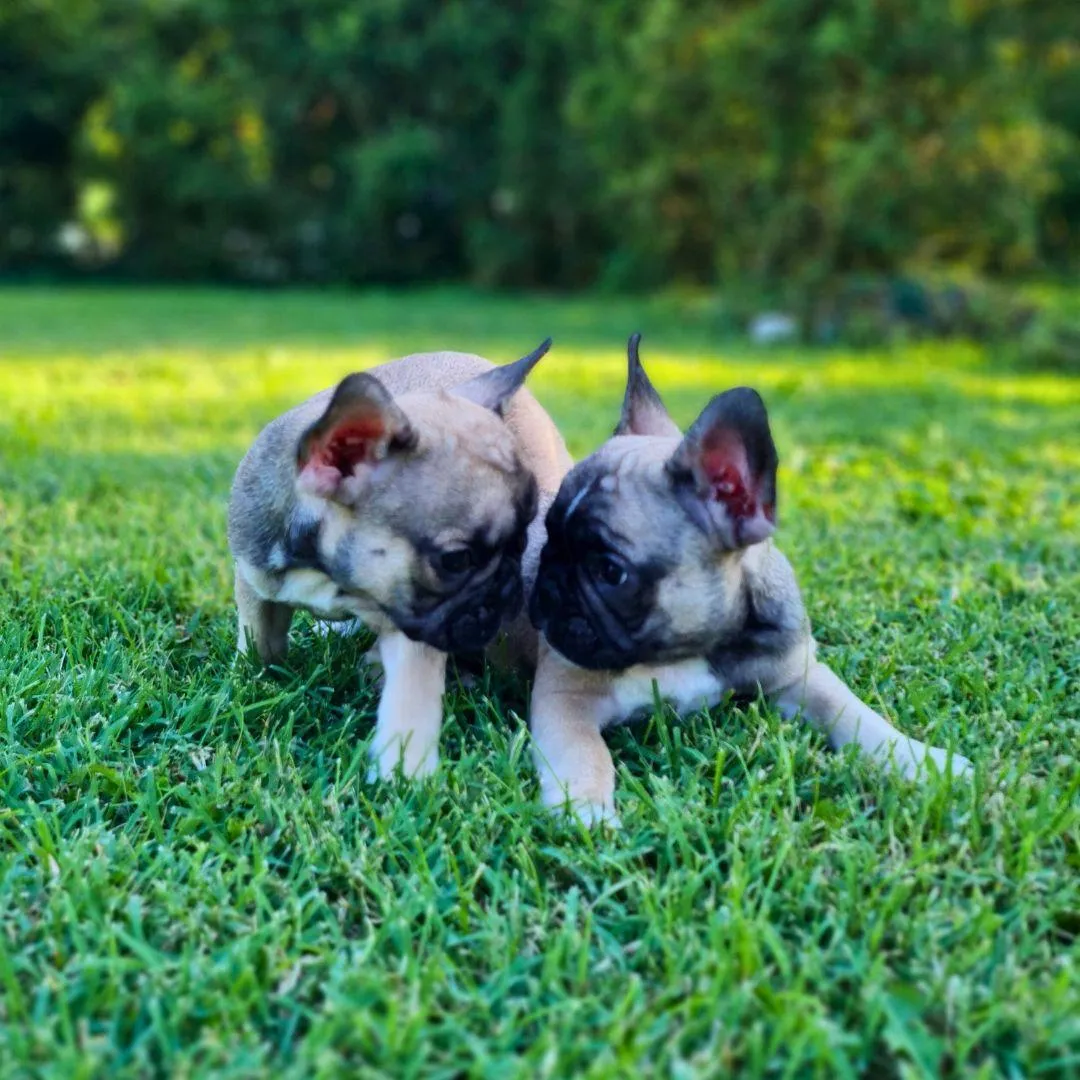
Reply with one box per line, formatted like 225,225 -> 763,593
437,549 -> 474,576
593,554 -> 628,588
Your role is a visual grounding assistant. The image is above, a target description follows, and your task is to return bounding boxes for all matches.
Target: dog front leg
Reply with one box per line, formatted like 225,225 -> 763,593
530,645 -> 619,826
770,660 -> 972,779
235,565 -> 293,665
368,631 -> 447,781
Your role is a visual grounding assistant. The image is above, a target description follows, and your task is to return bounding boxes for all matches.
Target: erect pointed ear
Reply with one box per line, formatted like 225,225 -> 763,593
665,387 -> 778,549
614,333 -> 681,437
295,372 -> 416,502
453,337 -> 552,416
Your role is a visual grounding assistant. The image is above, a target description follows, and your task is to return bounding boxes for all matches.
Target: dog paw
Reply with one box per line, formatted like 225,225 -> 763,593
542,786 -> 620,830
366,739 -> 439,784
571,800 -> 622,830
879,739 -> 973,781
921,744 -> 973,778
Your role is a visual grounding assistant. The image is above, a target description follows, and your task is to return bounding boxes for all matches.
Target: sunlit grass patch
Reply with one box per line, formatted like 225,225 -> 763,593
0,287 -> 1077,1077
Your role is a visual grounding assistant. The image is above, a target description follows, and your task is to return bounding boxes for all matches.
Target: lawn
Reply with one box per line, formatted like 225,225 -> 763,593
0,287 -> 1077,1079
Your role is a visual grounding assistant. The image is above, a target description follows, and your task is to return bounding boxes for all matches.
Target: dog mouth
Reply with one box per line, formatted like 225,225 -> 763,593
530,568 -> 649,671
536,614 -> 642,671
392,558 -> 524,653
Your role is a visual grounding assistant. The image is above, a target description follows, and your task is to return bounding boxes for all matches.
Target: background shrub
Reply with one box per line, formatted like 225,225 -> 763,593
1,0 -> 1076,290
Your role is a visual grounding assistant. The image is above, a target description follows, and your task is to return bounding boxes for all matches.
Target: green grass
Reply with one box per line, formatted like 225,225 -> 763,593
1,286 -> 1077,1079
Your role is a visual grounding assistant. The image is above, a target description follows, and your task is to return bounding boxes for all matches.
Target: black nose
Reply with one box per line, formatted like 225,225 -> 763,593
447,605 -> 501,650
442,559 -> 523,652
529,565 -> 596,661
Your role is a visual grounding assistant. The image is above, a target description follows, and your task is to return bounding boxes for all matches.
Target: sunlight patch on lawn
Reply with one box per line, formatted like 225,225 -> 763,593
7,343 -> 1079,410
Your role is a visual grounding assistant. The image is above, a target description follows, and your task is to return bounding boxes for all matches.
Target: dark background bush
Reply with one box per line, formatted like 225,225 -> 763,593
1,0 -> 1076,291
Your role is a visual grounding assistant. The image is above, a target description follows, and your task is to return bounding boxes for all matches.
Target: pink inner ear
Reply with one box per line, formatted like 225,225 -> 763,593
297,416 -> 387,496
309,418 -> 387,473
700,436 -> 758,519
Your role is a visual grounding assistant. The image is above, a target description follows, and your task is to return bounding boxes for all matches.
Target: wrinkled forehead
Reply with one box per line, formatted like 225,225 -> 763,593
551,438 -> 680,549
375,439 -> 532,549
559,436 -> 676,504
398,391 -> 521,474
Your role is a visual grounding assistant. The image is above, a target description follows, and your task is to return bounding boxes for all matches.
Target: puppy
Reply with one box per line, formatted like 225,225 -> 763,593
528,334 -> 972,824
228,340 -> 572,780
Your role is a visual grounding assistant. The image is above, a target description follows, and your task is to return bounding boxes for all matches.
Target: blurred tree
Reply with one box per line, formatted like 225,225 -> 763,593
78,0 -> 604,284
0,0 -> 108,272
564,0 -> 1069,294
0,0 -> 1074,288
1019,0 -> 1080,266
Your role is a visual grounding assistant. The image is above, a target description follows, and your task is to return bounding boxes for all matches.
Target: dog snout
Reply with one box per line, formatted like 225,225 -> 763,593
447,606 -> 500,651
530,566 -> 641,671
436,557 -> 524,652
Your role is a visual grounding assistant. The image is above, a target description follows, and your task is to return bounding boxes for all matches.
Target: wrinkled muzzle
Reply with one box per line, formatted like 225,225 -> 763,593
396,556 -> 524,653
529,554 -> 643,671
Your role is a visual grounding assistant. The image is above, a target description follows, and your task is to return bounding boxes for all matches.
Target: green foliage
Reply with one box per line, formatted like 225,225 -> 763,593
0,0 -> 109,271
0,1 -> 1078,287
569,0 -> 1071,292
54,0 -> 602,286
1,287 -> 1078,1076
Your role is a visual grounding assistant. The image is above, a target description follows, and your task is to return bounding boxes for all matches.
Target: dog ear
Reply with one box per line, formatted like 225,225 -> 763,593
614,333 -> 681,438
296,372 -> 416,501
453,337 -> 552,417
665,387 -> 778,548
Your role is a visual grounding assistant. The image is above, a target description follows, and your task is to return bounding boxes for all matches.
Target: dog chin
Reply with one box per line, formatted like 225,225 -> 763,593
550,640 -> 634,671
393,574 -> 524,654
393,605 -> 503,653
535,618 -> 640,672
531,589 -> 658,671
538,608 -> 692,672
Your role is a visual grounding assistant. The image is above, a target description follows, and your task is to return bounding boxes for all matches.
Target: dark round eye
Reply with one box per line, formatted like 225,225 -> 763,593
593,554 -> 628,588
437,549 -> 474,576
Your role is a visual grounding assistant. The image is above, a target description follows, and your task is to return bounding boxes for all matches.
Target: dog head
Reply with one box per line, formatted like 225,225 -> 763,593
289,340 -> 550,652
530,333 -> 778,670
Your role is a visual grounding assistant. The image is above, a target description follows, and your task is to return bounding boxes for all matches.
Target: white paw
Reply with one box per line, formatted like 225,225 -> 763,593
571,800 -> 622,830
366,737 -> 439,783
922,743 -> 973,778
878,739 -> 973,781
542,786 -> 621,829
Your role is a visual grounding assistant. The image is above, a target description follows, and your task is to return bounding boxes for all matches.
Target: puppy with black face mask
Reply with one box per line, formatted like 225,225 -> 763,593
229,340 -> 571,781
529,334 -> 972,825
